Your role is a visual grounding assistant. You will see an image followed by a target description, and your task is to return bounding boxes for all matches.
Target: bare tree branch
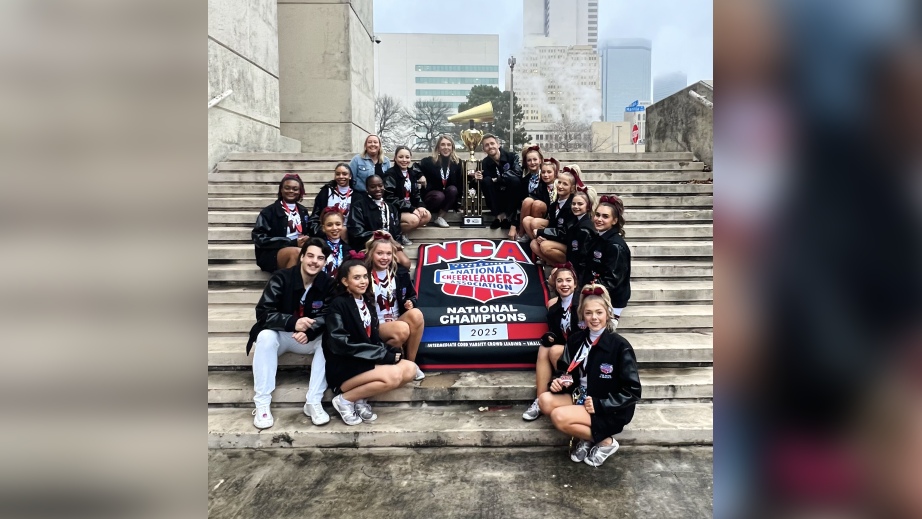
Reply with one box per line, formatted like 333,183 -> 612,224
374,94 -> 414,152
548,114 -> 592,152
408,99 -> 454,152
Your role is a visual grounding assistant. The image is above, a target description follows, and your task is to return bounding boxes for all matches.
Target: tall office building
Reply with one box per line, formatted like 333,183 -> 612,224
522,0 -> 598,49
600,38 -> 652,122
375,34 -> 500,112
653,72 -> 688,103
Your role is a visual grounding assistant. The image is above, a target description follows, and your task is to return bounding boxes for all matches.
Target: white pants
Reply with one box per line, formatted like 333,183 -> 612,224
252,329 -> 327,407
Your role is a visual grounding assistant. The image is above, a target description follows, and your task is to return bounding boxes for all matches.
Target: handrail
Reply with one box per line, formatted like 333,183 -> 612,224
208,89 -> 233,109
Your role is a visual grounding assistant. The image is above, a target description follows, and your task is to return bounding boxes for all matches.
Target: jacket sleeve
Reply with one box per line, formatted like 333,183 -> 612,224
347,201 -> 374,250
397,267 -> 418,311
349,155 -> 364,190
252,206 -> 296,251
324,301 -> 398,364
410,164 -> 425,208
308,188 -> 329,237
304,282 -> 332,341
497,153 -> 522,184
549,337 -> 577,394
594,340 -> 642,414
383,169 -> 414,213
255,272 -> 298,332
604,241 -> 630,289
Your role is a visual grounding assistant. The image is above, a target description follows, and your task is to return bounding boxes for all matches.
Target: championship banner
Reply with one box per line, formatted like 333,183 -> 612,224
414,239 -> 549,369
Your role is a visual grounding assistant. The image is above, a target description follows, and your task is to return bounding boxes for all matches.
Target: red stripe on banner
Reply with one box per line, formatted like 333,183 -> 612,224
414,244 -> 425,290
419,363 -> 536,370
507,323 -> 549,340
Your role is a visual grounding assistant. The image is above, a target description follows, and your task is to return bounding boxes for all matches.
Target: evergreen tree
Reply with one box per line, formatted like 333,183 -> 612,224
457,86 -> 530,151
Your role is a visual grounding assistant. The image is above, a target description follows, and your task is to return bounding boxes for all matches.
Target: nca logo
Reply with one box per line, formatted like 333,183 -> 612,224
434,260 -> 528,303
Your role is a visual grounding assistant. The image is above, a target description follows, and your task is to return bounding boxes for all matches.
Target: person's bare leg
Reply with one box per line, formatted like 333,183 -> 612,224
540,241 -> 567,265
400,213 -> 420,234
398,309 -> 424,361
276,247 -> 301,269
339,361 -> 417,402
529,218 -> 549,239
378,320 -> 410,349
537,392 -> 572,416
550,405 -> 594,441
535,345 -> 565,398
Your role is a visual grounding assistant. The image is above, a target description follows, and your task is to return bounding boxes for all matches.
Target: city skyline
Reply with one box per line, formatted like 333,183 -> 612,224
374,0 -> 712,90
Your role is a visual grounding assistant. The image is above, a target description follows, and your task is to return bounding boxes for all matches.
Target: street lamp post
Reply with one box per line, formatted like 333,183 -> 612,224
508,55 -> 516,150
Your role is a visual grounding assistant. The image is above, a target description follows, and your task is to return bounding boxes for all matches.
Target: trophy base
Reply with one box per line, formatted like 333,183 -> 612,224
461,216 -> 485,228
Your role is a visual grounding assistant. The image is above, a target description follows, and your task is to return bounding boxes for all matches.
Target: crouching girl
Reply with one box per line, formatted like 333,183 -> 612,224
537,284 -> 642,467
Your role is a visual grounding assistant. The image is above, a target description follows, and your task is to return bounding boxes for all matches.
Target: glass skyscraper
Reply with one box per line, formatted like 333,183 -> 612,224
600,38 -> 652,122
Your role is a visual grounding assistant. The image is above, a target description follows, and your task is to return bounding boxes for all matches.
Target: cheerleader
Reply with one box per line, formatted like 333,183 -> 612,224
364,232 -> 427,381
312,208 -> 352,278
537,284 -> 641,467
419,134 -> 463,228
522,263 -> 578,421
252,173 -> 311,272
509,145 -> 542,240
384,146 -> 431,245
535,188 -> 594,266
348,174 -> 411,269
565,190 -> 598,282
308,163 -> 353,236
518,156 -> 559,243
323,256 -> 419,426
580,195 -> 631,322
529,169 -> 576,263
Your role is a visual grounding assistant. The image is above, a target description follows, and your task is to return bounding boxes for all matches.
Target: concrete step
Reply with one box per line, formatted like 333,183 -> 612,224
224,151 -> 698,162
215,161 -> 705,172
207,304 -> 712,334
208,224 -> 713,243
209,195 -> 713,210
207,242 -> 714,262
207,367 -> 713,405
207,402 -> 713,448
207,332 -> 713,367
208,280 -> 712,306
208,183 -> 714,196
208,170 -> 712,184
208,208 -> 714,226
208,261 -> 713,286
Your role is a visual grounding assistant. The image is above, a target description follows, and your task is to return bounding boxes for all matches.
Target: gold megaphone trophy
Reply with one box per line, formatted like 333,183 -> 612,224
448,101 -> 494,227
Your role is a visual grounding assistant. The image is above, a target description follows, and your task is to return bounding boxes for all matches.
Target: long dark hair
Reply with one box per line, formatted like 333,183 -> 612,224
277,173 -> 305,202
597,195 -> 626,237
328,162 -> 352,188
330,258 -> 374,306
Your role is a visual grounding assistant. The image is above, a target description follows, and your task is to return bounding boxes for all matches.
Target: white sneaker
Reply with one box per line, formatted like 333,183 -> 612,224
303,402 -> 330,426
332,394 -> 363,426
355,399 -> 377,422
414,366 -> 426,381
400,235 -> 413,246
570,439 -> 592,462
584,438 -> 620,467
522,399 -> 541,421
252,406 -> 274,430
434,216 -> 449,228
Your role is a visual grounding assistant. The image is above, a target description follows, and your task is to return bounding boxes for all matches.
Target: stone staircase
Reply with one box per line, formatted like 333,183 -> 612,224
208,151 -> 713,449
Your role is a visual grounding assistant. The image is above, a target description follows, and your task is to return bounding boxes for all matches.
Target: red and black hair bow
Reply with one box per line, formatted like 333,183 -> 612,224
372,230 -> 392,241
581,286 -> 604,296
347,250 -> 366,261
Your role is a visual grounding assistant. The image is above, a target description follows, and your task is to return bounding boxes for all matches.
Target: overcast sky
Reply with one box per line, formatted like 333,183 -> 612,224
374,0 -> 713,89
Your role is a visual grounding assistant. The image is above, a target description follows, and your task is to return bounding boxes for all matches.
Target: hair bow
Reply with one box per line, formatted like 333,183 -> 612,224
321,206 -> 345,216
553,262 -> 574,271
524,144 -> 540,153
598,195 -> 622,206
581,286 -> 604,296
542,157 -> 560,170
281,173 -> 303,182
372,230 -> 392,241
347,250 -> 366,261
562,166 -> 587,190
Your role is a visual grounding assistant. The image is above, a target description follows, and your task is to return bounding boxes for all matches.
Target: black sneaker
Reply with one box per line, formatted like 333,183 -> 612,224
500,220 -> 512,230
490,219 -> 502,230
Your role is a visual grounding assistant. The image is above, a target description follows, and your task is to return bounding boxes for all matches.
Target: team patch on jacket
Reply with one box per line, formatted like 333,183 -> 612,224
311,301 -> 323,309
557,218 -> 564,225
600,363 -> 613,374
571,240 -> 578,250
593,251 -> 602,259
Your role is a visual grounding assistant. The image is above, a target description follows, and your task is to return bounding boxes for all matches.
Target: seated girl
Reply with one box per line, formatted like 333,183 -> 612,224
528,169 -> 575,263
517,156 -> 559,243
383,146 -> 431,245
316,207 -> 352,278
348,174 -> 411,269
252,173 -> 311,272
418,134 -> 463,228
522,263 -> 579,422
580,195 -> 631,324
322,256 -> 419,426
535,188 -> 594,266
364,233 -> 427,381
538,283 -> 642,467
308,163 -> 354,236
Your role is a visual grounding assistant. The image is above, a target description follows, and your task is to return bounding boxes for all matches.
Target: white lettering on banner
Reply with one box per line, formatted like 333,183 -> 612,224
459,324 -> 509,341
439,313 -> 527,324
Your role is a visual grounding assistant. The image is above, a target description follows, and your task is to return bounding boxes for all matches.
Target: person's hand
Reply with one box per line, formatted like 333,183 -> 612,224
473,171 -> 483,181
404,300 -> 414,310
417,177 -> 427,188
292,332 -> 308,344
536,236 -> 546,244
297,235 -> 309,247
550,378 -> 563,392
294,317 -> 314,332
584,397 -> 595,414
415,208 -> 431,220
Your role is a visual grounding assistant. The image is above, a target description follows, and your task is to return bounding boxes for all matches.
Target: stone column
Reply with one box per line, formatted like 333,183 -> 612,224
278,0 -> 375,155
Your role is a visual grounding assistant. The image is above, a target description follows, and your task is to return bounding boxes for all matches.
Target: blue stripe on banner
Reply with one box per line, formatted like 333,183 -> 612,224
421,326 -> 459,342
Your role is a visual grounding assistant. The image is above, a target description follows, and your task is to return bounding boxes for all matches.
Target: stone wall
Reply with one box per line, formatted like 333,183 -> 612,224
207,0 -> 300,171
645,81 -> 713,167
278,0 -> 375,155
